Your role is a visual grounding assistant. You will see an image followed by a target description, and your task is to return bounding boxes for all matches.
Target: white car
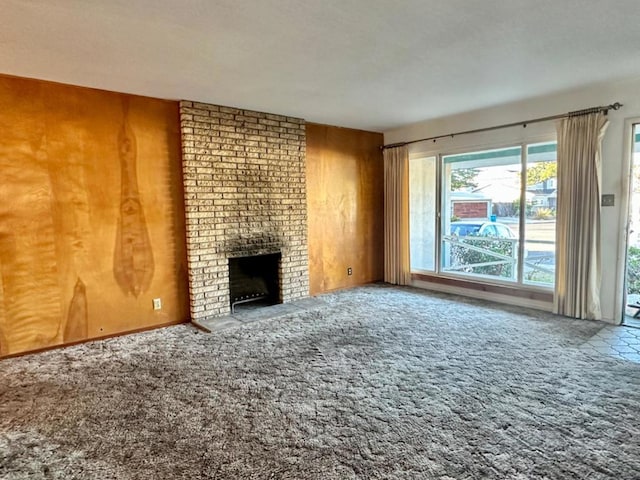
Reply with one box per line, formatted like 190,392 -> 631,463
450,221 -> 516,239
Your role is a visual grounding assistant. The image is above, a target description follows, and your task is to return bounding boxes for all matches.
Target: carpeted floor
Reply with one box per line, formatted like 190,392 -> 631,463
1,284 -> 640,479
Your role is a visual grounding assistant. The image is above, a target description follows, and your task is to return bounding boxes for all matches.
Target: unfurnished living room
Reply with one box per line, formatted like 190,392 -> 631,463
2,1 -> 640,479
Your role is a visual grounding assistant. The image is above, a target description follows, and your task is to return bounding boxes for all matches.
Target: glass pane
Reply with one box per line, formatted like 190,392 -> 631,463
409,156 -> 436,271
523,142 -> 556,287
626,126 -> 640,309
441,146 -> 521,282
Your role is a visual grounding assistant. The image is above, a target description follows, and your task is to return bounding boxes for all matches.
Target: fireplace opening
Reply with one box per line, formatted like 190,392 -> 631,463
228,253 -> 281,313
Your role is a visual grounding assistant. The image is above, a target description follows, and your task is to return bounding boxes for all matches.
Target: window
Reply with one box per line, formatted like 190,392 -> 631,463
523,143 -> 557,286
410,142 -> 556,288
409,155 -> 437,271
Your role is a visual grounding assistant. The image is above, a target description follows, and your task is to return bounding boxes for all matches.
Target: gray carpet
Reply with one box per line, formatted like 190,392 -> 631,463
1,284 -> 640,479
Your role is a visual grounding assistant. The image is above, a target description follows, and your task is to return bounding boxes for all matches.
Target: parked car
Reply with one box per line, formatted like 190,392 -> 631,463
450,220 -> 516,239
450,220 -> 528,261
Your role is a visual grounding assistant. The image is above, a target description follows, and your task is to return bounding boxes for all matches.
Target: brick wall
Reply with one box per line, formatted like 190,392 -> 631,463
180,101 -> 309,320
453,201 -> 490,219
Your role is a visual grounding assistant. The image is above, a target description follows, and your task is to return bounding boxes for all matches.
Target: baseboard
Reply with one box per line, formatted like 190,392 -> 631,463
0,319 -> 187,360
412,279 -> 554,312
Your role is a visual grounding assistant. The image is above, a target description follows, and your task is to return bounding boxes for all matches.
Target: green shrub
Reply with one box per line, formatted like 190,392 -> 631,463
627,246 -> 640,295
532,208 -> 555,220
525,268 -> 555,284
451,235 -> 515,278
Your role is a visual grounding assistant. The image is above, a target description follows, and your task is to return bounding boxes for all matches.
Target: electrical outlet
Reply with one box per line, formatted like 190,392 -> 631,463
152,298 -> 162,310
347,267 -> 353,276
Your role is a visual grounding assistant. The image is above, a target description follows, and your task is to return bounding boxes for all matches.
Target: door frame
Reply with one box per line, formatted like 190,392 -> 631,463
617,117 -> 640,323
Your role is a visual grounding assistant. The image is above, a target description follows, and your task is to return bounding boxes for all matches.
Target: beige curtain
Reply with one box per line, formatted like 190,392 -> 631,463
384,145 -> 411,285
554,112 -> 609,319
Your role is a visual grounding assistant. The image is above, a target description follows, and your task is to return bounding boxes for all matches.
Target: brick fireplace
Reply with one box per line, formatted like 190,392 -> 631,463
180,101 -> 309,321
228,252 -> 281,312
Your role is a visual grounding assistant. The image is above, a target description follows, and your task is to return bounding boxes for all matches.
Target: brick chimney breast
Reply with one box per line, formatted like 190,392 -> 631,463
180,101 -> 309,320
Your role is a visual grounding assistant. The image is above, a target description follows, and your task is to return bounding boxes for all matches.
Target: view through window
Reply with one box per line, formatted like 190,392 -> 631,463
410,142 -> 556,288
625,125 -> 640,322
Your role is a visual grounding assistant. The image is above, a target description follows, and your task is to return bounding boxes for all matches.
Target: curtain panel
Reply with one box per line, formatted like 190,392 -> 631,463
384,146 -> 411,285
554,112 -> 609,319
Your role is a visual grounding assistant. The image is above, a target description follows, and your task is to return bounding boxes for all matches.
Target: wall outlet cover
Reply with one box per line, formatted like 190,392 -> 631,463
601,194 -> 615,207
152,298 -> 162,310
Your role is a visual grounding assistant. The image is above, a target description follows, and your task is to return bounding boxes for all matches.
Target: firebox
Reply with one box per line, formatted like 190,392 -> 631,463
228,253 -> 281,313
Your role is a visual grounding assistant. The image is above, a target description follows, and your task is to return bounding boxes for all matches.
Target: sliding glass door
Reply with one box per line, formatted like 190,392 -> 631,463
624,124 -> 640,324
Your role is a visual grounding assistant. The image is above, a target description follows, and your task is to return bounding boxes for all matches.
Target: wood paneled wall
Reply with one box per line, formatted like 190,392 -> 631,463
306,123 -> 384,295
0,75 -> 188,357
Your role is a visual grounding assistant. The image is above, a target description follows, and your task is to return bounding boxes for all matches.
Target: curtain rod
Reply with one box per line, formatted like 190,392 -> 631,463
381,102 -> 623,150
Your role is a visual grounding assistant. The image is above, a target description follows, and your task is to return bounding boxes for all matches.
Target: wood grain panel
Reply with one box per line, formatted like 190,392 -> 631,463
306,123 -> 384,295
0,74 -> 188,356
114,98 -> 155,298
63,278 -> 88,343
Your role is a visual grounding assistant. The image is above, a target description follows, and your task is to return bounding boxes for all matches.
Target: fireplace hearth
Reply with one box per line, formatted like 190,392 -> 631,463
228,253 -> 281,313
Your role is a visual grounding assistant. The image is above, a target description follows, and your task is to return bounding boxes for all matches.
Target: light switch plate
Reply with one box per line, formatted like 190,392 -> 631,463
601,194 -> 615,207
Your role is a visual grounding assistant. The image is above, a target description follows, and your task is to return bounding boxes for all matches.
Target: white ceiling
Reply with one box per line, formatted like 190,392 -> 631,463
2,0 -> 640,132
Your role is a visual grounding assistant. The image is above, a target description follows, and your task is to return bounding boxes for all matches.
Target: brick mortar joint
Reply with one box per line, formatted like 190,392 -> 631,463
179,99 -> 308,320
